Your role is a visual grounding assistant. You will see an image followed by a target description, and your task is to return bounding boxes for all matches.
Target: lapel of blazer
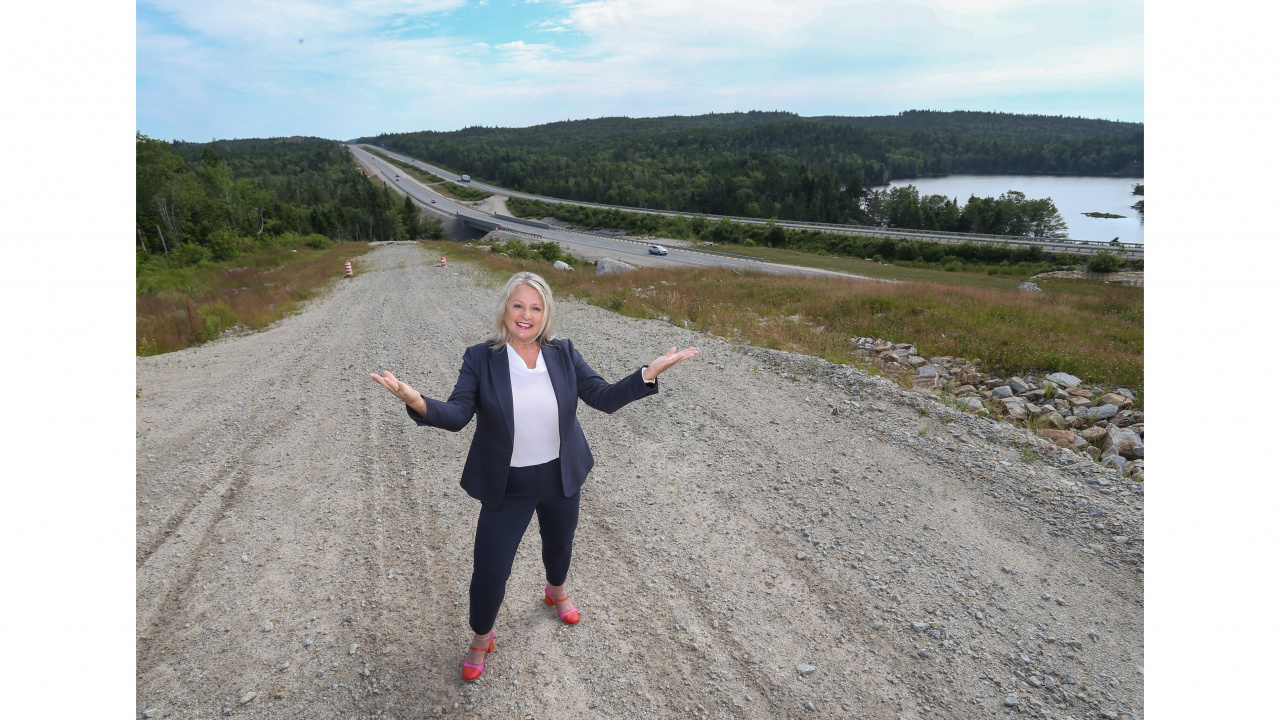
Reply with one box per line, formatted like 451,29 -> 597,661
542,341 -> 570,437
489,346 -> 515,444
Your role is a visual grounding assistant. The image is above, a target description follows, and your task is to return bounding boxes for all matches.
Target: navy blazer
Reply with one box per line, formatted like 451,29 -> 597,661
408,338 -> 658,510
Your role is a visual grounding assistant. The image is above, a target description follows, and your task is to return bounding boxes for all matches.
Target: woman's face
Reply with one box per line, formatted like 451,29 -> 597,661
504,284 -> 545,346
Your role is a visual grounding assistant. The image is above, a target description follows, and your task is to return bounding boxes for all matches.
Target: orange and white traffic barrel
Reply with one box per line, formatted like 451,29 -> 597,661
344,261 -> 354,278
440,256 -> 447,267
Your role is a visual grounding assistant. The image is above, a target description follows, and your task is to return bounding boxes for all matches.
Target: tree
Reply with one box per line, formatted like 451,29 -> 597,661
1087,250 -> 1123,273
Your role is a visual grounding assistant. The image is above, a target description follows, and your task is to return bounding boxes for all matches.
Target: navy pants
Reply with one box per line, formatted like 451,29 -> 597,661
469,458 -> 579,635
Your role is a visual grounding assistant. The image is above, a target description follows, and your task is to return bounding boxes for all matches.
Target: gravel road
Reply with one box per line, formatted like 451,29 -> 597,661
136,244 -> 1144,720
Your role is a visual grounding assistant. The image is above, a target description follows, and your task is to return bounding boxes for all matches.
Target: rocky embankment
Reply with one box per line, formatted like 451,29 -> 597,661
851,339 -> 1144,481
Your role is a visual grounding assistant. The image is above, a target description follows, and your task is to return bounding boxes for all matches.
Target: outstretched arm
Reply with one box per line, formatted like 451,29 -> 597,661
369,352 -> 480,431
570,340 -> 699,413
641,346 -> 699,382
370,371 -> 428,419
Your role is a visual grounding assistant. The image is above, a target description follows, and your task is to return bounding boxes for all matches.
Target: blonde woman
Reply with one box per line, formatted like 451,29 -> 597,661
370,271 -> 698,681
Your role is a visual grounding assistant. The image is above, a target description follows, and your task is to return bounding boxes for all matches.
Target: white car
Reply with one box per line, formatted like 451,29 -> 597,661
648,244 -> 668,255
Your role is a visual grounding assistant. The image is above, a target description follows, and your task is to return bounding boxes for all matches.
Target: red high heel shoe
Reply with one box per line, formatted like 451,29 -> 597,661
544,583 -> 580,624
461,631 -> 495,682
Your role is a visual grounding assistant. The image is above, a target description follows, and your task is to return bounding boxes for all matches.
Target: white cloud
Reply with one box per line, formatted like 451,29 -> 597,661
137,0 -> 1142,139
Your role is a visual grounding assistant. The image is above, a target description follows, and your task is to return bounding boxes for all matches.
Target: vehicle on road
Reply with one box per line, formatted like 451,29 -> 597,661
648,245 -> 668,255
430,199 -> 436,204
460,175 -> 471,182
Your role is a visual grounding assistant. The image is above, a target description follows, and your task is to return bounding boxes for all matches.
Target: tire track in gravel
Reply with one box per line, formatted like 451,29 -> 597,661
137,245 -> 1142,720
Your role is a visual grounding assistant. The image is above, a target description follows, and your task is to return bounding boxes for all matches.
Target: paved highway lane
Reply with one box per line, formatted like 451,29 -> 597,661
352,144 -> 1142,260
347,145 -> 881,280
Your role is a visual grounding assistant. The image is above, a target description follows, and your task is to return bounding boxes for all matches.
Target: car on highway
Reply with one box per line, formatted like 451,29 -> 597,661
648,244 -> 668,255
460,174 -> 471,182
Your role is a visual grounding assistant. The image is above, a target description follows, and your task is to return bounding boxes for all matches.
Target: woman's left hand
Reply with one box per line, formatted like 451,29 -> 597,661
642,346 -> 699,382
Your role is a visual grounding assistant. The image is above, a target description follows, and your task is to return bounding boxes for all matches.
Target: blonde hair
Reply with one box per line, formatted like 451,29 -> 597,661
489,271 -> 556,349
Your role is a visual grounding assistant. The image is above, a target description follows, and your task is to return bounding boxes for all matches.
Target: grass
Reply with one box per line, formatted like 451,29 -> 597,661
137,242 -> 374,356
439,182 -> 494,202
416,240 -> 1144,394
365,148 -> 445,183
710,244 -> 1055,290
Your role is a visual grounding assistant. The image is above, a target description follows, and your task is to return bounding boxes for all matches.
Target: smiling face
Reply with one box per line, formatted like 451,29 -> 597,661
503,283 -> 545,346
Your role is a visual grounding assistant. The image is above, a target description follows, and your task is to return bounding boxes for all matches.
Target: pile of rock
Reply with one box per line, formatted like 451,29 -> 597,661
850,337 -> 1144,479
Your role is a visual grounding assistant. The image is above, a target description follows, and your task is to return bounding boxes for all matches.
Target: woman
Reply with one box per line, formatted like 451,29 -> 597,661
370,271 -> 698,681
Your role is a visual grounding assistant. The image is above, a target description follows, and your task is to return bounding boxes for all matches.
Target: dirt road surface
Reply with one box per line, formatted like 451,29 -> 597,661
136,245 -> 1144,720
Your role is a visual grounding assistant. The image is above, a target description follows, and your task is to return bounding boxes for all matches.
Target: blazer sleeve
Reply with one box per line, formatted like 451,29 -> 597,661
565,338 -> 658,414
407,347 -> 480,431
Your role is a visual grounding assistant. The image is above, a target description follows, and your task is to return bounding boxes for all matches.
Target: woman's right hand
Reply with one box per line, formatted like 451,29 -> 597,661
369,371 -> 427,417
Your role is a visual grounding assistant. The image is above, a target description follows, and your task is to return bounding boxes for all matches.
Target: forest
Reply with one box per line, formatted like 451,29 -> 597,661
358,110 -> 1142,229
136,134 -> 439,264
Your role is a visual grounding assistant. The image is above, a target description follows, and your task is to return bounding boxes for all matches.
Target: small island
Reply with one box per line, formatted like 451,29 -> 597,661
1082,211 -> 1126,219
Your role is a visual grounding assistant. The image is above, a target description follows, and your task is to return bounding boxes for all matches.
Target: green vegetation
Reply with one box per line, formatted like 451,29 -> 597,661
508,196 -> 1081,271
136,133 -> 445,356
1082,211 -> 1126,219
1087,251 -> 1124,273
358,110 -> 1141,228
418,240 -> 1143,393
438,181 -> 494,202
366,148 -> 444,183
1132,199 -> 1144,214
1132,183 -> 1144,195
485,238 -> 585,266
137,240 -> 373,355
138,133 -> 439,256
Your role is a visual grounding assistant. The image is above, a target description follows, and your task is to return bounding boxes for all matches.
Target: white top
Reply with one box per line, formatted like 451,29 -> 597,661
505,343 -> 561,467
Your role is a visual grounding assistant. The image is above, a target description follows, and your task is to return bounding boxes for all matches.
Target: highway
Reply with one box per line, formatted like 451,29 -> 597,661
352,144 -> 1144,260
346,144 -> 880,280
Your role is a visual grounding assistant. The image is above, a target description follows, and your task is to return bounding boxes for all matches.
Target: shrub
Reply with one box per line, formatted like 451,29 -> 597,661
175,242 -> 211,267
1087,250 -> 1123,273
208,230 -> 260,261
531,241 -> 563,263
303,233 -> 335,250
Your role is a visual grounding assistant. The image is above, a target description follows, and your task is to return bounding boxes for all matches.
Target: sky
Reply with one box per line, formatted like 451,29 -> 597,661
136,0 -> 1143,141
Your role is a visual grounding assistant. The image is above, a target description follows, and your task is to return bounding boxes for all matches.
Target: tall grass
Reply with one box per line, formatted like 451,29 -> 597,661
137,242 -> 374,356
421,241 -> 1143,392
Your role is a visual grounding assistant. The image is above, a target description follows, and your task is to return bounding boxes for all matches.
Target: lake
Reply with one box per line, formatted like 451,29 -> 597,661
887,174 -> 1145,244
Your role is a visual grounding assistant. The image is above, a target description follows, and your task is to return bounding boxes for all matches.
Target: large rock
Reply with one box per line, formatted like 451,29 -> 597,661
553,260 -> 574,271
1104,428 -> 1144,460
1079,426 -> 1107,444
1098,392 -> 1132,409
1101,455 -> 1127,473
1043,411 -> 1067,429
1079,404 -> 1119,421
1113,409 -> 1136,427
916,364 -> 943,376
999,397 -> 1028,421
1018,281 -> 1043,294
991,385 -> 1014,399
1045,372 -> 1083,388
1040,429 -> 1077,448
596,257 -> 637,275
955,397 -> 986,413
1008,377 -> 1031,394
907,355 -> 928,368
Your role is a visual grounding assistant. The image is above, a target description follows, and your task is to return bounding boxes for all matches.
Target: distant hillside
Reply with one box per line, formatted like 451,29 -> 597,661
356,110 -> 1142,225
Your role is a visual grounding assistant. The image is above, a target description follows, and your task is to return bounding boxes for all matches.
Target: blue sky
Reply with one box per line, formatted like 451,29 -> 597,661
136,0 -> 1143,141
